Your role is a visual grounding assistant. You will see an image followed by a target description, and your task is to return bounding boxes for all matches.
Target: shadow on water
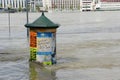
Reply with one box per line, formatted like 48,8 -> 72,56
29,62 -> 56,80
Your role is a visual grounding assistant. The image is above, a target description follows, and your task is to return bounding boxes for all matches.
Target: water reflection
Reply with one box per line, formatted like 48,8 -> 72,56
29,62 -> 56,80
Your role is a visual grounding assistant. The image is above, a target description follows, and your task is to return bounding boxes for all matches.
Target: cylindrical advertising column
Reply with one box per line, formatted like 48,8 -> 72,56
25,12 -> 59,66
36,31 -> 56,65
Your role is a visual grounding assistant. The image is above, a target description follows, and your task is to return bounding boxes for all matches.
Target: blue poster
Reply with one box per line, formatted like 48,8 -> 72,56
36,32 -> 53,63
37,32 -> 52,38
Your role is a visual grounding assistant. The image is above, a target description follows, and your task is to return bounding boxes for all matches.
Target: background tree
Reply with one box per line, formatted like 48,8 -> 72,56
0,4 -> 2,8
36,5 -> 40,12
18,6 -> 22,12
70,4 -> 73,11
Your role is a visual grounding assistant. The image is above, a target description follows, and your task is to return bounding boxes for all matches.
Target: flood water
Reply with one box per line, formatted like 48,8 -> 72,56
0,11 -> 120,80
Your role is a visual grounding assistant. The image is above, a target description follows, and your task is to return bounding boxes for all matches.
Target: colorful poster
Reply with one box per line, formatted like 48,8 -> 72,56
30,31 -> 37,61
30,31 -> 37,47
37,32 -> 52,54
30,47 -> 37,61
29,31 -> 56,65
36,32 -> 53,64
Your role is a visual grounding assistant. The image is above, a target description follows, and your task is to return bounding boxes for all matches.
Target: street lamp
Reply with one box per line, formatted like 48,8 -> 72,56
8,5 -> 11,39
26,0 -> 29,38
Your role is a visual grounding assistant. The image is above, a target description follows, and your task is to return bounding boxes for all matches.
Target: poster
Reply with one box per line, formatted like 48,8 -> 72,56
29,31 -> 56,65
30,47 -> 37,61
36,32 -> 53,64
30,31 -> 37,61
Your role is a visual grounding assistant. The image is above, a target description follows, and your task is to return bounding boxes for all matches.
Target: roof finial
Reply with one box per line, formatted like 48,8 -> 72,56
42,11 -> 44,16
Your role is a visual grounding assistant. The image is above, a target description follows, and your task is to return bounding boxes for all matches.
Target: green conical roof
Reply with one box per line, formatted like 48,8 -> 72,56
25,12 -> 59,28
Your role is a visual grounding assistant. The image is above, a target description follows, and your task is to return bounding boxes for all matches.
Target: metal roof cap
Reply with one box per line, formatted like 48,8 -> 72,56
25,12 -> 59,28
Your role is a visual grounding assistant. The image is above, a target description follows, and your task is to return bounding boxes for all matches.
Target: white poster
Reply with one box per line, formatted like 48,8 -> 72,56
36,32 -> 53,62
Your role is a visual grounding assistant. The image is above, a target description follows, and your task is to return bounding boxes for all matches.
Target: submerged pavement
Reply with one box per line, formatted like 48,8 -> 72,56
0,12 -> 120,80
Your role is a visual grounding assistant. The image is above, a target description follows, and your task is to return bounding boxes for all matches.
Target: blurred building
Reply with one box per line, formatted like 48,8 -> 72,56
1,0 -> 120,12
0,0 -> 100,12
99,0 -> 120,10
0,0 -> 26,9
50,0 -> 81,11
101,0 -> 120,2
30,0 -> 43,12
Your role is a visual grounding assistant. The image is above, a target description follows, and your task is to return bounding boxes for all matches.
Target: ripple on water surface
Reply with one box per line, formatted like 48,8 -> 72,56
0,60 -> 29,80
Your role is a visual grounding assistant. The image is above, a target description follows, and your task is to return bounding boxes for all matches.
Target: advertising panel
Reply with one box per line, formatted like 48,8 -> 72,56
37,32 -> 53,65
30,31 -> 37,61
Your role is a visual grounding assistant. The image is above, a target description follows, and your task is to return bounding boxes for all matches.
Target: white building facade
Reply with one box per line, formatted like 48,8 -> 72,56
99,0 -> 120,10
1,0 -> 120,11
49,0 -> 81,11
29,0 -> 43,11
0,0 -> 97,11
42,0 -> 97,11
0,0 -> 26,9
